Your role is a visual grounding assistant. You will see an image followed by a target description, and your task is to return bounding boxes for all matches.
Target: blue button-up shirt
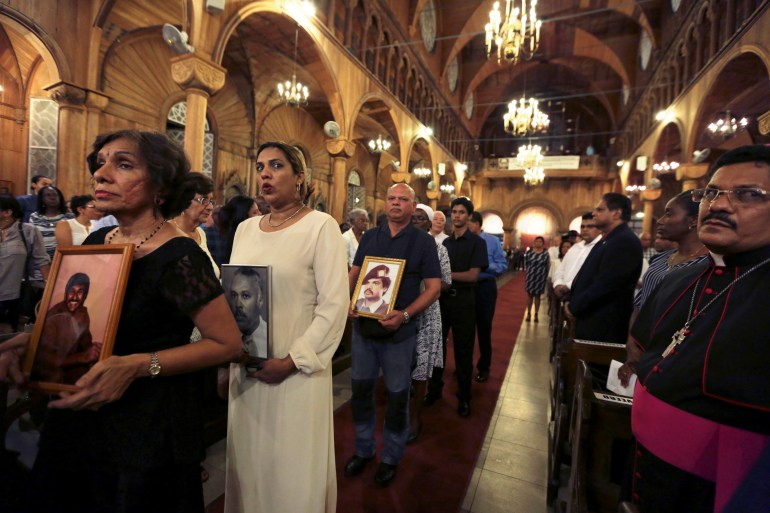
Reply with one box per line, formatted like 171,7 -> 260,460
478,231 -> 507,281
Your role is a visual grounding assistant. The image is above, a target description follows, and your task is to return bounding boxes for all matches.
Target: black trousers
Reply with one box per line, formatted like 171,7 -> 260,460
475,279 -> 498,373
428,288 -> 476,402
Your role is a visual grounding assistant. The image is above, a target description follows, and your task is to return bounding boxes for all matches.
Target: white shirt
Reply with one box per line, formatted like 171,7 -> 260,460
243,319 -> 268,359
552,235 -> 602,289
341,228 -> 360,267
433,232 -> 448,244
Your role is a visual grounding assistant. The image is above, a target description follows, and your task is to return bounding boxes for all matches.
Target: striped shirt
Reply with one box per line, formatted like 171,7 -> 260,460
634,249 -> 709,309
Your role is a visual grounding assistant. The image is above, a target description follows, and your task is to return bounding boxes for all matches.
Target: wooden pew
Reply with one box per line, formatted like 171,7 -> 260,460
565,360 -> 633,513
548,338 -> 627,504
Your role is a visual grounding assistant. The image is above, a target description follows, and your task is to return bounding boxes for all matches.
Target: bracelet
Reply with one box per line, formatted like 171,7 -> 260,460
402,310 -> 410,324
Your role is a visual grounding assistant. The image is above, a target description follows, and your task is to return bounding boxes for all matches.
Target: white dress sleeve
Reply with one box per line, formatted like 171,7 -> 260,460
288,216 -> 349,374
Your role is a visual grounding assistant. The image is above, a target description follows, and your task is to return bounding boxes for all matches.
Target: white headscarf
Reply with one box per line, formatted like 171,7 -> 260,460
415,203 -> 434,221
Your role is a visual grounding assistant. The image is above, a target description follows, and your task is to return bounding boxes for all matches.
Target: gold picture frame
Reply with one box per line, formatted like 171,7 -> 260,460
22,244 -> 134,393
351,256 -> 406,320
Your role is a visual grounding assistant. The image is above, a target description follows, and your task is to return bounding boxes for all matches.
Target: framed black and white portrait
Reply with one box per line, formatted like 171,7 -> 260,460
222,264 -> 271,368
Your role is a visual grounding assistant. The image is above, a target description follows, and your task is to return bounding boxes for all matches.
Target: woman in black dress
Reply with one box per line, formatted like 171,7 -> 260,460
1,130 -> 242,513
524,236 -> 549,322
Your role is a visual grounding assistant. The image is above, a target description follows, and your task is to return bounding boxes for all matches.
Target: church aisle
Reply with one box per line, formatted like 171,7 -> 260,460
202,276 -> 552,512
460,310 -> 551,513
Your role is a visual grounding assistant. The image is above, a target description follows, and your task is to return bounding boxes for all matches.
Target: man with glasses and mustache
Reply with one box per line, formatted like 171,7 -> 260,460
552,212 -> 603,300
627,145 -> 770,513
32,272 -> 98,384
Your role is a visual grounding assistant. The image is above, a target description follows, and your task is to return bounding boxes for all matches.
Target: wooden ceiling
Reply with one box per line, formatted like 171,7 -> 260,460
82,0 -> 770,162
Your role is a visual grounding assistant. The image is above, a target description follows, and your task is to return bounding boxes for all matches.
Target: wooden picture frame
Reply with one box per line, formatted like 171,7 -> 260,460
222,264 -> 271,369
22,244 -> 134,393
351,256 -> 406,320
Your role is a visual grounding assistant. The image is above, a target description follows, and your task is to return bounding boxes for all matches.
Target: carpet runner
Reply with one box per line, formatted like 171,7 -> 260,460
333,273 -> 527,512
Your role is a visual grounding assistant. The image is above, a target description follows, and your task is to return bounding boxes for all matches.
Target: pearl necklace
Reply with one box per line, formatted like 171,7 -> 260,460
267,204 -> 305,228
106,219 -> 167,250
662,255 -> 770,357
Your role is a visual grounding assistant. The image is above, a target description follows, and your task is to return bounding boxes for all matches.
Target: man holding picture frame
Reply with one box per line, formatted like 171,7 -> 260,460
345,183 -> 441,487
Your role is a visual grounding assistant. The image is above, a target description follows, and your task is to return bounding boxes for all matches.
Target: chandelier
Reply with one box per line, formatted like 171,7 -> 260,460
517,143 -> 543,168
625,184 -> 647,194
503,97 -> 549,136
523,167 -> 544,185
653,161 -> 679,174
368,134 -> 391,153
440,183 -> 455,194
413,165 -> 431,178
707,111 -> 749,140
485,0 -> 542,65
517,143 -> 545,185
277,26 -> 309,107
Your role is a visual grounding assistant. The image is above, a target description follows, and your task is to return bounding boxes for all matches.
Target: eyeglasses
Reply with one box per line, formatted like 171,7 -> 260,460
580,224 -> 596,228
691,188 -> 769,205
192,197 -> 217,206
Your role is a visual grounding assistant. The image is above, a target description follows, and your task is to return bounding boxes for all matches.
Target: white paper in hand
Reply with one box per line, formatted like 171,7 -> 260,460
607,359 -> 637,397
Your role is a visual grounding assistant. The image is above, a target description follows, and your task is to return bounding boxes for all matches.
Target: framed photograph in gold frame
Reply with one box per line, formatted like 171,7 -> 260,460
350,256 -> 406,320
22,244 -> 134,393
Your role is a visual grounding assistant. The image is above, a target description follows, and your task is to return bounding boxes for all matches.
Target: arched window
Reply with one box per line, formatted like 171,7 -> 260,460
27,98 -> 59,182
347,170 -> 365,212
165,101 -> 215,177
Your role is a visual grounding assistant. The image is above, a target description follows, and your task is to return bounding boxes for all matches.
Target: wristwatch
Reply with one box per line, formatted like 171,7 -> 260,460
402,310 -> 411,324
149,352 -> 162,378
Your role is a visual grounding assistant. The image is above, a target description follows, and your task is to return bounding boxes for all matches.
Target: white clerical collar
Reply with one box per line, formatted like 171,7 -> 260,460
710,251 -> 725,266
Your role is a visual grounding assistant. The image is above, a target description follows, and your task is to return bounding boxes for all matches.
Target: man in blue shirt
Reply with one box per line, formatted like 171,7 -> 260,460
468,211 -> 508,383
17,174 -> 52,223
344,183 -> 441,487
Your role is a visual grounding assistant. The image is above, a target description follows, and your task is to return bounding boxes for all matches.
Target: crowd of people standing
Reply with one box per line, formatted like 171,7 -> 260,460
3,134 -> 769,513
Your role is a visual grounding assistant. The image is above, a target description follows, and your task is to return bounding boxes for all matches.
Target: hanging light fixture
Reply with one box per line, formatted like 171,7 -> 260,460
413,165 -> 431,178
523,166 -> 545,185
517,143 -> 545,185
707,111 -> 749,140
485,0 -> 542,65
503,97 -> 549,136
368,134 -> 391,153
625,184 -> 647,194
653,161 -> 679,174
517,143 -> 543,169
440,183 -> 455,194
277,26 -> 309,107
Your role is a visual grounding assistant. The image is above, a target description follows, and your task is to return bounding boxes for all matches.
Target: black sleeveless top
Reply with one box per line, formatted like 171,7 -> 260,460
37,229 -> 223,469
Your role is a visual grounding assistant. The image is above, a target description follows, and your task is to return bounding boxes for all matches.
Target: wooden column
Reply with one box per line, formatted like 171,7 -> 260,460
170,54 -> 226,171
639,188 -> 662,235
46,82 -> 88,198
326,138 -> 355,223
85,91 -> 109,155
677,163 -> 709,192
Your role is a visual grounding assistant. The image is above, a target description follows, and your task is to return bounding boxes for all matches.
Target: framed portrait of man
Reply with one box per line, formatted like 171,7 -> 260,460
351,256 -> 406,320
222,264 -> 271,369
22,244 -> 134,393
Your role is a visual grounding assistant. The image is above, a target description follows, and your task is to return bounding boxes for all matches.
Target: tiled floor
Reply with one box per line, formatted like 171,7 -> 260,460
459,310 -> 552,513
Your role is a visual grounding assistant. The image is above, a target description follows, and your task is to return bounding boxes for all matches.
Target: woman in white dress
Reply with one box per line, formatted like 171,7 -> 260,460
54,194 -> 102,247
224,142 -> 349,513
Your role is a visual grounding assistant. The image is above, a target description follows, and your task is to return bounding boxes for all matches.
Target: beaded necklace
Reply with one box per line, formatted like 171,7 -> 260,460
106,219 -> 167,250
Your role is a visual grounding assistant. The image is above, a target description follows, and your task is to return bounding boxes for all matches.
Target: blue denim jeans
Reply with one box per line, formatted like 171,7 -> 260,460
350,325 -> 416,466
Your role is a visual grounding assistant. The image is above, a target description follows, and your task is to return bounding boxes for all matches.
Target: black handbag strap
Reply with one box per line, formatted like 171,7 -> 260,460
17,223 -> 33,281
